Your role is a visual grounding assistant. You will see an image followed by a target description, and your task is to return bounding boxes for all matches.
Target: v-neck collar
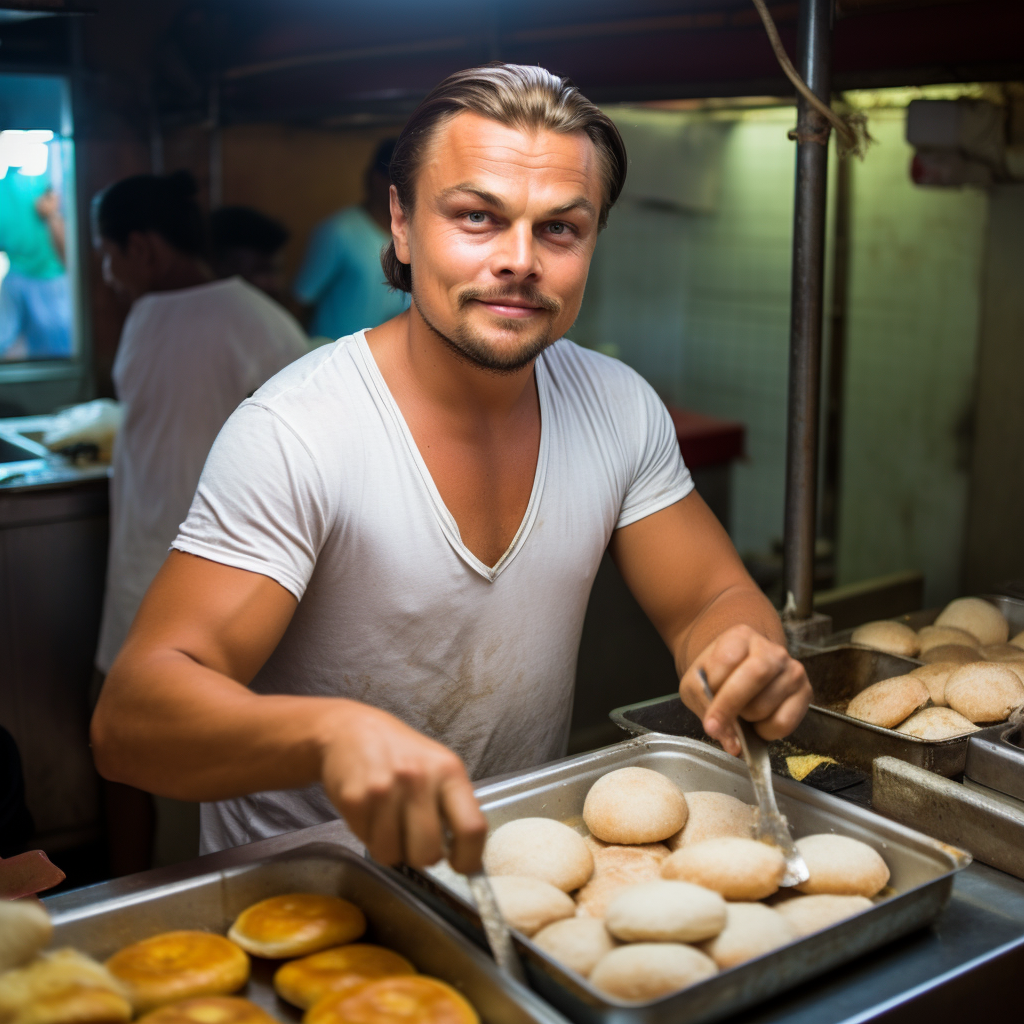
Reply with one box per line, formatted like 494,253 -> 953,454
355,330 -> 551,583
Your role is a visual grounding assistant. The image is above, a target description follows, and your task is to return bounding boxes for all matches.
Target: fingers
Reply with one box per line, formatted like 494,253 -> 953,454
704,647 -> 788,746
440,773 -> 488,875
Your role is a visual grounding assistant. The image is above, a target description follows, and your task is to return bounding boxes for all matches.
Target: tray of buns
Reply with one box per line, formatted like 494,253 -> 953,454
39,841 -> 568,1024
396,736 -> 969,1024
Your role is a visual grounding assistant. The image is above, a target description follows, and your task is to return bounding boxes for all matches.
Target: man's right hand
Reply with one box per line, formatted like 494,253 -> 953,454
318,702 -> 487,873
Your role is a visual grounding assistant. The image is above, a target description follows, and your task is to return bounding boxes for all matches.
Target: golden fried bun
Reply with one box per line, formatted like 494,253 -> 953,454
0,949 -> 132,1024
303,976 -> 478,1024
274,946 -> 416,1009
228,894 -> 366,959
137,997 -> 277,1024
105,932 -> 249,1013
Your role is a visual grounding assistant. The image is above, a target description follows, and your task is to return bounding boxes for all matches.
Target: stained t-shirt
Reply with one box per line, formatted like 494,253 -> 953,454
171,333 -> 693,853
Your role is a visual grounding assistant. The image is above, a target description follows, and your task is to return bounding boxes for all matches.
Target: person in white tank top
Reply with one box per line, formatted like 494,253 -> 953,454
91,65 -> 811,873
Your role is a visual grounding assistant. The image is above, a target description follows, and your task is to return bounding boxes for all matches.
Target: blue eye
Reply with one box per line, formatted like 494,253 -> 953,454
467,211 -> 487,224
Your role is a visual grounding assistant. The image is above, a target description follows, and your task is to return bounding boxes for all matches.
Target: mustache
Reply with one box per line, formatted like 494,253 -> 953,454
457,285 -> 561,315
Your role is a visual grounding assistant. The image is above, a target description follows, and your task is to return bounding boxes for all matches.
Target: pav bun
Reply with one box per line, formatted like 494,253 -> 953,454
105,933 -> 249,1014
909,663 -> 956,706
0,900 -> 53,973
916,625 -> 978,652
919,644 -> 977,665
137,997 -> 277,1024
303,975 -> 478,1024
944,663 -> 1024,723
894,706 -> 980,740
665,792 -> 754,851
274,946 -> 416,1009
482,819 -> 593,892
794,835 -> 889,898
844,676 -> 928,729
531,918 -> 615,978
583,768 -> 687,844
660,837 -> 785,901
699,902 -> 795,969
850,621 -> 919,657
486,877 -> 574,937
228,894 -> 366,959
589,944 -> 717,1002
935,598 -> 1009,646
604,880 -> 726,944
774,895 -> 873,938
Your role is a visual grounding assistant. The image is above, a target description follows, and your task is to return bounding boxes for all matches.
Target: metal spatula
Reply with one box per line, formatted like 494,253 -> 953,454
466,871 -> 528,984
699,668 -> 809,887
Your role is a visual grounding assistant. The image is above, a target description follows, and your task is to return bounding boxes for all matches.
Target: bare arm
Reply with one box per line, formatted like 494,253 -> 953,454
91,550 -> 487,871
609,491 -> 811,754
35,190 -> 66,264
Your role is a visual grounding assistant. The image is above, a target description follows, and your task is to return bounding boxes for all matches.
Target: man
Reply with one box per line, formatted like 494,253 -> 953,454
92,65 -> 811,876
293,138 -> 410,341
0,169 -> 72,361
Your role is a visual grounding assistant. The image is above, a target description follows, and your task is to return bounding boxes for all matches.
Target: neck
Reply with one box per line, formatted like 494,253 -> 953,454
148,257 -> 214,296
367,303 -> 539,423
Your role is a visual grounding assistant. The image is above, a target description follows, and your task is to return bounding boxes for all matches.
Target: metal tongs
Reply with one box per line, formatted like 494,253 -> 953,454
466,870 -> 528,984
699,667 -> 809,887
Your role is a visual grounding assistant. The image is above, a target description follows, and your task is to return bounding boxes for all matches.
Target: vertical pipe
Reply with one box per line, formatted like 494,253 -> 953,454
782,0 -> 833,621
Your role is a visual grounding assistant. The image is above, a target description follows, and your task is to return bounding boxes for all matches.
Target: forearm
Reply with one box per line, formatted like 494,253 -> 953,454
671,583 -> 785,680
91,650 -> 345,801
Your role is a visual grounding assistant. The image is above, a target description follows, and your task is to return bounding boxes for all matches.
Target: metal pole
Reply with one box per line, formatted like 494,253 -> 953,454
782,0 -> 833,623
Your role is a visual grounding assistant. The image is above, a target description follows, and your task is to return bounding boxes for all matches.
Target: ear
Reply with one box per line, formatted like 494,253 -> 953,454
390,185 -> 411,266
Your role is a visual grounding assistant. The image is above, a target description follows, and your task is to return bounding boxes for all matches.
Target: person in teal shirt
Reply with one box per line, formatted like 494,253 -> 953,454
293,139 -> 409,342
0,167 -> 72,360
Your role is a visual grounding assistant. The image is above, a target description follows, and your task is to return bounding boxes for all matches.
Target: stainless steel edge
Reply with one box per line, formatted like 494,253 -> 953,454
404,735 -> 970,1024
46,834 -> 569,1024
964,722 -> 1024,804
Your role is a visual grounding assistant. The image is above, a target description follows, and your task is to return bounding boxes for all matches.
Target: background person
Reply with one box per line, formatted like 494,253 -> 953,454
293,138 -> 409,341
210,205 -> 291,306
0,169 -> 71,361
92,169 -> 308,873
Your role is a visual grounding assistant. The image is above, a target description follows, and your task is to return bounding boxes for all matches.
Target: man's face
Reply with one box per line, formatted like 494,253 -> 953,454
392,111 -> 604,373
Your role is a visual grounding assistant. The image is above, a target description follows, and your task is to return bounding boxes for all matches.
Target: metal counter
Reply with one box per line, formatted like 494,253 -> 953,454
43,804 -> 1024,1024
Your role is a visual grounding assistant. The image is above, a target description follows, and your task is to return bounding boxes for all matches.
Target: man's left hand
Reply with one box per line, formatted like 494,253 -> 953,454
679,624 -> 811,756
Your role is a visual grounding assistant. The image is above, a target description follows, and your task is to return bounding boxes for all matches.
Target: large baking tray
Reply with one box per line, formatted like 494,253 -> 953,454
964,716 -> 1024,803
400,736 -> 969,1024
44,841 -> 567,1024
812,594 -> 1024,650
610,646 -> 971,777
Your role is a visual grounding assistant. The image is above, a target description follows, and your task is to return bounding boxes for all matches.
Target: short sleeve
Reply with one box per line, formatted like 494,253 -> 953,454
172,402 -> 330,600
293,220 -> 343,304
615,378 -> 694,530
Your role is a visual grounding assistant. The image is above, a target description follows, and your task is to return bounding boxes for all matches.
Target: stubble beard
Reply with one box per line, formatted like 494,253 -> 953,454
412,284 -> 564,376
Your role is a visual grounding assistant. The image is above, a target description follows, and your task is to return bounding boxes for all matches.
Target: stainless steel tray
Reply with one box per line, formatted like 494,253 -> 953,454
610,647 -> 971,777
964,718 -> 1024,803
45,841 -> 567,1024
400,736 -> 970,1024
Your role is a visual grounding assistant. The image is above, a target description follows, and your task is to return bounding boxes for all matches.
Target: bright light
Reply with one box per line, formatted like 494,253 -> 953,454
0,129 -> 54,179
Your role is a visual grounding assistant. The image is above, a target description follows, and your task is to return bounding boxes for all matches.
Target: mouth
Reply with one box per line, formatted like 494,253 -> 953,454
474,298 -> 546,319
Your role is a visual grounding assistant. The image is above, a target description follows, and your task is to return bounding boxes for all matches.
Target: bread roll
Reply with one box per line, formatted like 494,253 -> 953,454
794,835 -> 890,897
106,932 -> 249,1014
909,663 -> 955,707
138,997 -> 277,1024
920,644 -> 978,665
895,706 -> 980,740
0,900 -> 53,973
303,975 -> 478,1024
660,837 -> 785,901
531,917 -> 615,978
604,880 -> 726,943
1010,630 -> 1024,650
274,945 -> 416,1009
228,894 -> 366,958
666,792 -> 755,851
917,625 -> 978,652
0,949 -> 132,1024
850,621 -> 919,657
589,943 -> 717,1002
483,818 -> 593,892
584,834 -> 670,862
945,663 -> 1024,723
583,768 -> 687,844
774,894 -> 873,937
935,597 -> 1009,646
699,902 -> 796,969
844,675 -> 928,729
980,643 -> 1024,663
575,840 -> 669,917
487,876 -> 575,936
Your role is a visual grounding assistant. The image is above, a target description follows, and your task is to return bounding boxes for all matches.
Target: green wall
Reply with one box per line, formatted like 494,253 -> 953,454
573,103 -> 988,606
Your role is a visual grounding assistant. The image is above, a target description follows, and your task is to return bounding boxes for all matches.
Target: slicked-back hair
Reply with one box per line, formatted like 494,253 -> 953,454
381,63 -> 627,293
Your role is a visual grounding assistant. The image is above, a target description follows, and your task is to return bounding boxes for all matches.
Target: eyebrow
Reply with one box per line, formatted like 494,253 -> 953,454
437,182 -> 597,220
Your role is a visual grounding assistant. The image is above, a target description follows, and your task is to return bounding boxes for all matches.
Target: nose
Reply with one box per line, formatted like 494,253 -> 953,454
490,220 -> 540,282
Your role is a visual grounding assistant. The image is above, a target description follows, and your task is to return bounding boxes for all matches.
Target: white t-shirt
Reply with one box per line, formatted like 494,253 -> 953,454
172,332 -> 694,854
95,277 -> 308,674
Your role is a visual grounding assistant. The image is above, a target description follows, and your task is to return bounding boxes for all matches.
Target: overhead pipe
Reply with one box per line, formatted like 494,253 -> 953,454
782,0 -> 833,632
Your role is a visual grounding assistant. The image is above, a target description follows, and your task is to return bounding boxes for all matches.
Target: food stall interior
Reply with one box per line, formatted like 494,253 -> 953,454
2,0 -> 1024,1021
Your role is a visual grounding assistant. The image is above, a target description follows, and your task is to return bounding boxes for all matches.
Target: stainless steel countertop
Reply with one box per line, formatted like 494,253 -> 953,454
44,814 -> 1024,1024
